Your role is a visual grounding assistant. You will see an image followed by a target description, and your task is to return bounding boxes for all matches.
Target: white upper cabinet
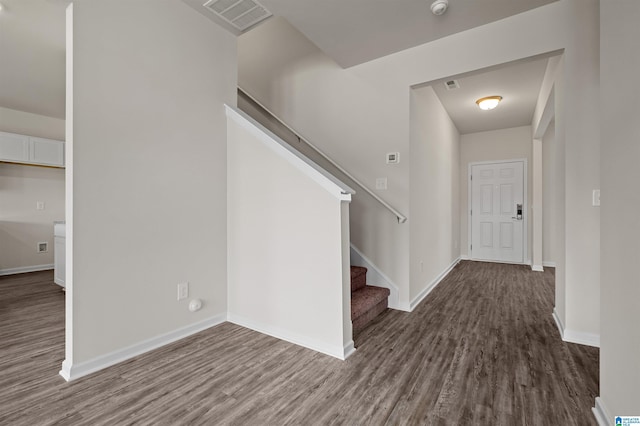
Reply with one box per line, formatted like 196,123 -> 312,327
0,132 -> 29,162
0,131 -> 65,167
30,137 -> 65,166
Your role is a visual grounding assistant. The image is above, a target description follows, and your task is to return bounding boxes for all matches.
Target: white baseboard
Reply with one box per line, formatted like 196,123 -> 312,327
543,261 -> 556,267
460,254 -> 470,260
0,264 -> 54,276
552,308 -> 600,348
409,257 -> 461,312
350,244 -> 402,311
531,264 -> 544,272
592,397 -> 611,426
228,312 -> 350,360
343,340 -> 356,359
552,307 -> 565,339
59,314 -> 226,382
563,329 -> 600,347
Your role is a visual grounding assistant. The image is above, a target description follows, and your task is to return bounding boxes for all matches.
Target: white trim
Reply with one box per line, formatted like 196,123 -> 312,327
343,340 -> 356,359
59,359 -> 73,381
460,254 -> 470,260
543,261 -> 556,267
409,257 -> 461,312
468,159 -> 528,264
238,88 -> 407,223
552,308 -> 600,348
228,312 -> 351,360
563,329 -> 600,348
59,314 -> 226,382
592,397 -> 611,426
466,258 -> 528,266
0,264 -> 54,276
349,244 -> 403,311
531,264 -> 544,272
226,105 -> 353,201
552,307 -> 565,338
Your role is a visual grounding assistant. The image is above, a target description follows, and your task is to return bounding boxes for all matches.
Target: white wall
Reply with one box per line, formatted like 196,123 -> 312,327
552,56 -> 568,337
561,0 -> 600,344
459,126 -> 533,260
542,120 -> 555,265
65,0 -> 236,374
238,2 -> 595,311
239,1 -> 603,351
227,107 -> 352,359
0,107 -> 65,140
238,91 -> 404,309
239,17 -> 411,307
598,0 -> 640,418
0,107 -> 65,273
409,86 -> 460,304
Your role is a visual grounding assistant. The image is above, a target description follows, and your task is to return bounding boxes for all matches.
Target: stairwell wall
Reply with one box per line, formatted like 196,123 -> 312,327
237,91 -> 405,309
409,86 -> 460,305
227,108 -> 352,359
239,17 -> 412,308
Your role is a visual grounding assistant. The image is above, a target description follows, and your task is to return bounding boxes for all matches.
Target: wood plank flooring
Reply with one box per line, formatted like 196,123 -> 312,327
0,261 -> 598,425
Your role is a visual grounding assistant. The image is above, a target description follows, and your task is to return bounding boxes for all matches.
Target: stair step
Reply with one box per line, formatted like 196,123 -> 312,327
352,297 -> 388,334
351,285 -> 390,333
351,285 -> 390,321
350,266 -> 367,292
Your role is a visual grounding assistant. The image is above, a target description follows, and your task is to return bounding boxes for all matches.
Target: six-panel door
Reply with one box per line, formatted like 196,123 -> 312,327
471,161 -> 524,263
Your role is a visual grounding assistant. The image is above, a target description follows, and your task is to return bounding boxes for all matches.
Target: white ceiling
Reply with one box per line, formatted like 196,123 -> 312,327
1,0 -> 555,130
253,0 -> 558,68
0,0 -> 68,119
429,56 -> 551,134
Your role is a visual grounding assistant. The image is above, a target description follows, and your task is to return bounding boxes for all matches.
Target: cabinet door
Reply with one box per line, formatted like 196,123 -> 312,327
30,137 -> 65,167
0,131 -> 30,162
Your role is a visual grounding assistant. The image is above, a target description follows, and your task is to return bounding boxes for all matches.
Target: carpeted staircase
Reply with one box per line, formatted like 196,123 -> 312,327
351,266 -> 390,333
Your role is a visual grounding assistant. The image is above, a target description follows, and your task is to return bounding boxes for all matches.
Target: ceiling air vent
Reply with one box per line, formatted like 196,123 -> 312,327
203,0 -> 272,32
444,80 -> 460,90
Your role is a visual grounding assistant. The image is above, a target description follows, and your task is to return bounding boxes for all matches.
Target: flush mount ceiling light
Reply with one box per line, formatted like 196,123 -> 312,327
430,0 -> 449,16
476,96 -> 502,110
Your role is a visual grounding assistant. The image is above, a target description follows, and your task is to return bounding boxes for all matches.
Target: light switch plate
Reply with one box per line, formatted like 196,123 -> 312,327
36,201 -> 45,210
592,189 -> 600,206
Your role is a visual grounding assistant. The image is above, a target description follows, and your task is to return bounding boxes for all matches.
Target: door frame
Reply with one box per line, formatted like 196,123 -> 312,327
468,158 -> 528,265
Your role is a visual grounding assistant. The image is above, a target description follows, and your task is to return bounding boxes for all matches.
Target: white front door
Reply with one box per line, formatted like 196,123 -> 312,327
470,161 -> 525,263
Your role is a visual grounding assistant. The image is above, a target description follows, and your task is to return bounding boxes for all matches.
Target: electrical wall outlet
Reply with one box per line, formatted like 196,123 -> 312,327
177,282 -> 189,301
376,178 -> 388,190
36,201 -> 45,210
37,242 -> 48,253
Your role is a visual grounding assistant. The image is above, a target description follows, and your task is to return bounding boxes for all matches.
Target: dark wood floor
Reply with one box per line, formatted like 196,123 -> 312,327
0,261 -> 598,425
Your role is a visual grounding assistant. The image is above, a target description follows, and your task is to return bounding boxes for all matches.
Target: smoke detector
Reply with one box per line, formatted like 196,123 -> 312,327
431,0 -> 449,16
